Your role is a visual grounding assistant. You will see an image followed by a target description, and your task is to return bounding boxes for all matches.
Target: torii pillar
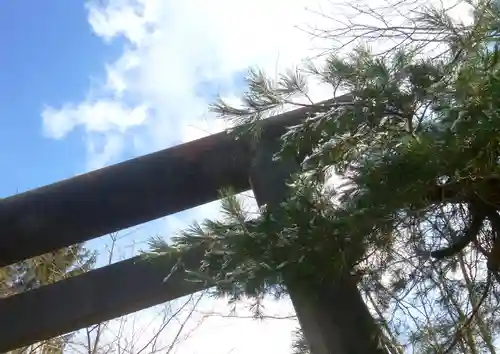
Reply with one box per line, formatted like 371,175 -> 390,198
249,138 -> 386,354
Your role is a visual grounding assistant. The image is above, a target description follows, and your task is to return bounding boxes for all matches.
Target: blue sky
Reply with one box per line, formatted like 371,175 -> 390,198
0,1 -> 250,257
0,1 -> 325,351
0,1 -> 250,197
0,0 -> 329,260
0,1 -> 119,195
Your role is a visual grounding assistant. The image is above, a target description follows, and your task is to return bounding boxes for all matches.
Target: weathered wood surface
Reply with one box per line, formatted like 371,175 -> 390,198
0,248 -> 208,353
0,96 -> 351,267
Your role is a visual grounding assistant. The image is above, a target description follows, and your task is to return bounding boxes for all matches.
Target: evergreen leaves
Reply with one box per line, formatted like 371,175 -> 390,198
149,0 -> 500,352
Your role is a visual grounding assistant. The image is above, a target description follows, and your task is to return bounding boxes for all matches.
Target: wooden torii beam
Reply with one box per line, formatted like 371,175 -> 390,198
0,97 -> 347,267
0,251 -> 209,352
0,95 -> 369,353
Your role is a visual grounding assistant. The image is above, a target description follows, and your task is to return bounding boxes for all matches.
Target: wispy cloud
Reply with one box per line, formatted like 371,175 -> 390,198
41,0 -> 336,170
42,0 -> 473,171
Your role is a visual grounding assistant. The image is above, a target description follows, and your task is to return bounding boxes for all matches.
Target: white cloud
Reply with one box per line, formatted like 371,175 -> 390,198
85,132 -> 125,171
42,99 -> 149,169
43,100 -> 148,138
41,0 -> 473,169
42,0 -> 341,170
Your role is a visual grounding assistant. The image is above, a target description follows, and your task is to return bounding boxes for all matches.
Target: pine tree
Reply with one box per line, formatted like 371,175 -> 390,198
1,244 -> 96,354
148,0 -> 500,352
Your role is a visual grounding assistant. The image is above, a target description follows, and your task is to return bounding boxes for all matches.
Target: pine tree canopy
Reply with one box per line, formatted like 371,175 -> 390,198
149,0 -> 500,351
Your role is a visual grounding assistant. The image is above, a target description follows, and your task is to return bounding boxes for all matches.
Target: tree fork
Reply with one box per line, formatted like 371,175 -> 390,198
248,138 -> 386,354
430,205 -> 485,260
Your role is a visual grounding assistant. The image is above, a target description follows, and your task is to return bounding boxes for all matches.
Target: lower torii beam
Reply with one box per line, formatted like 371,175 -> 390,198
0,247 -> 209,353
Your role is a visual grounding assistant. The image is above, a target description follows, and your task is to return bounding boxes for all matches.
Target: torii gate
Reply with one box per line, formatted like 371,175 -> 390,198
0,95 -> 384,354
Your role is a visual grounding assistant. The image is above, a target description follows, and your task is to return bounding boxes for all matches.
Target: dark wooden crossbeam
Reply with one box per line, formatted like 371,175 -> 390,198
0,96 -> 352,267
0,95 -> 352,351
0,132 -> 250,268
0,248 -> 208,353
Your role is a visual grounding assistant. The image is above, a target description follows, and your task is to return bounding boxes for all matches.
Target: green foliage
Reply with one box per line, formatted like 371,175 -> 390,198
147,181 -> 369,304
149,0 -> 500,352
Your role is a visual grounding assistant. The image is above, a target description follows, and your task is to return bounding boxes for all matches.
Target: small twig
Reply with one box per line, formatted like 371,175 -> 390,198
443,272 -> 492,353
